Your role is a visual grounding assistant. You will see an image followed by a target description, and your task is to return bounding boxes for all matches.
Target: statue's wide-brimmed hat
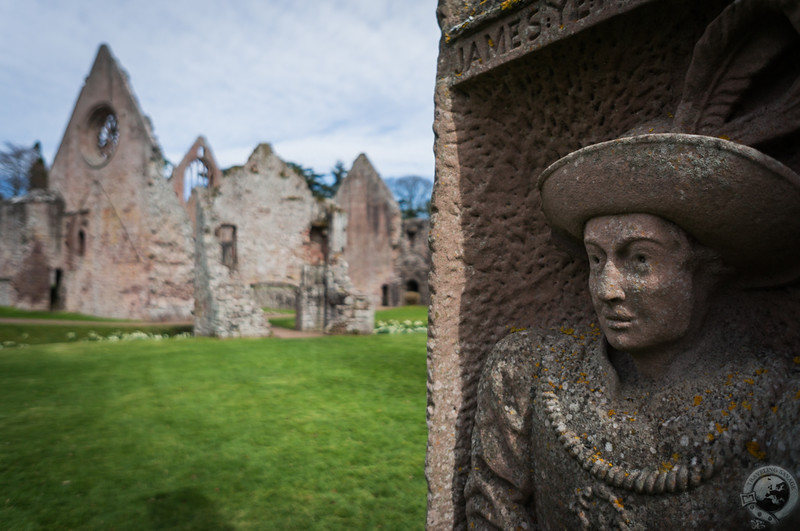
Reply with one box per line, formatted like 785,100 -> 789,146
538,133 -> 800,285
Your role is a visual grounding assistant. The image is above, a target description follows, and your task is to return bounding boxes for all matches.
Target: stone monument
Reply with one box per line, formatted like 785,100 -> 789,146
427,0 -> 800,528
466,134 -> 800,528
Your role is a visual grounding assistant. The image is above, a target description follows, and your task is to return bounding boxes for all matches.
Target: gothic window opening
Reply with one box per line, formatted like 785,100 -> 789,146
184,158 -> 210,201
81,105 -> 120,167
96,113 -> 119,159
217,224 -> 237,269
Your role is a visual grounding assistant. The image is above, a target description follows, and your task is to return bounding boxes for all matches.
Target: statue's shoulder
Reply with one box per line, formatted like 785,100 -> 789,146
482,328 -> 572,381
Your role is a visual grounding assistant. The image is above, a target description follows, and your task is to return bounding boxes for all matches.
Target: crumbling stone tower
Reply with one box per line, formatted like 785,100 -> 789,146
48,44 -> 194,320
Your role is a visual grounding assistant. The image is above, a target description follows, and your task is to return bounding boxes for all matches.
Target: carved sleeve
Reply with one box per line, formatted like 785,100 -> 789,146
465,333 -> 538,530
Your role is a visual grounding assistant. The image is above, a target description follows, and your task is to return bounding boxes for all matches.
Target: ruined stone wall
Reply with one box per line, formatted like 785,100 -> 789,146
335,154 -> 402,307
396,218 -> 431,306
212,144 -> 321,288
192,143 -> 323,336
47,45 -> 194,321
426,1 -> 741,527
192,187 -> 271,338
0,191 -> 64,311
296,208 -> 374,334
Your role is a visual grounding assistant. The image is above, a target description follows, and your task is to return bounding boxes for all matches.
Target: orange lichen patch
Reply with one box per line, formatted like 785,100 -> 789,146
755,368 -> 768,375
660,461 -> 674,472
693,395 -> 703,406
742,400 -> 752,411
608,409 -> 616,417
746,441 -> 767,460
743,378 -> 755,385
721,410 -> 729,417
672,453 -> 680,461
728,402 -> 737,411
560,327 -> 575,336
715,422 -> 727,434
613,498 -> 625,510
707,433 -> 715,442
718,134 -> 731,140
793,356 -> 800,365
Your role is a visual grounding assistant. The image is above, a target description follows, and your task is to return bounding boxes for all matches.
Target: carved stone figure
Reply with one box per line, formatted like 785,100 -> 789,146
427,1 -> 800,526
465,134 -> 800,529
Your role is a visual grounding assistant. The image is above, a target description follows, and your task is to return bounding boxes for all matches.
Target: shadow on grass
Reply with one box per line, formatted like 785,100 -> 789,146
145,488 -> 234,531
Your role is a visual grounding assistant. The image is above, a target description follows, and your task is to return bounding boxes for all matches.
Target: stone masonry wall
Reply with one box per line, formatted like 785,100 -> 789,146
192,187 -> 271,338
192,143 -> 323,337
335,154 -> 402,308
396,218 -> 431,306
0,191 -> 64,311
47,44 -> 194,321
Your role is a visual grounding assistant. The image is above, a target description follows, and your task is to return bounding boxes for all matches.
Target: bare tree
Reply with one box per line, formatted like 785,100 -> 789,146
0,141 -> 42,198
385,175 -> 433,219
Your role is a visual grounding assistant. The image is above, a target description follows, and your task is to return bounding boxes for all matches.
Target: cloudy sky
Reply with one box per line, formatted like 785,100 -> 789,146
0,0 -> 441,180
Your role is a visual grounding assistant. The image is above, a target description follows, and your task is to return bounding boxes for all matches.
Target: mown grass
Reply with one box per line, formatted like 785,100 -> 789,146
375,306 -> 428,323
0,334 -> 427,530
0,306 -> 193,346
267,315 -> 296,329
268,306 -> 428,331
0,306 -> 125,321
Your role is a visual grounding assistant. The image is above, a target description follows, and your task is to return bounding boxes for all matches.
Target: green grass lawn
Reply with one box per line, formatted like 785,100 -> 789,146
0,306 -> 127,321
0,334 -> 427,530
0,306 -> 193,346
268,305 -> 429,331
375,306 -> 428,324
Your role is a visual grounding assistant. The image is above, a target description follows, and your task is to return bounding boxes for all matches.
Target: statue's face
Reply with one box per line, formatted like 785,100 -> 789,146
584,213 -> 700,355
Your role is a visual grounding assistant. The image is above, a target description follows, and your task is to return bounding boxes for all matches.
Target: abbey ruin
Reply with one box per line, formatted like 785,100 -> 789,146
0,44 -> 430,336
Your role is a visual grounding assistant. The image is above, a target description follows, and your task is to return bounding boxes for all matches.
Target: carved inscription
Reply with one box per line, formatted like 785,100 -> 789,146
447,0 -> 648,82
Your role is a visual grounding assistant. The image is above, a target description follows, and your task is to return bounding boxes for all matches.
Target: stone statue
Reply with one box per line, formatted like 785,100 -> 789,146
465,134 -> 800,529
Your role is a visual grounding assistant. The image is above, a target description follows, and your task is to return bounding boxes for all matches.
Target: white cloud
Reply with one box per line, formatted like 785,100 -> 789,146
0,0 -> 440,179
